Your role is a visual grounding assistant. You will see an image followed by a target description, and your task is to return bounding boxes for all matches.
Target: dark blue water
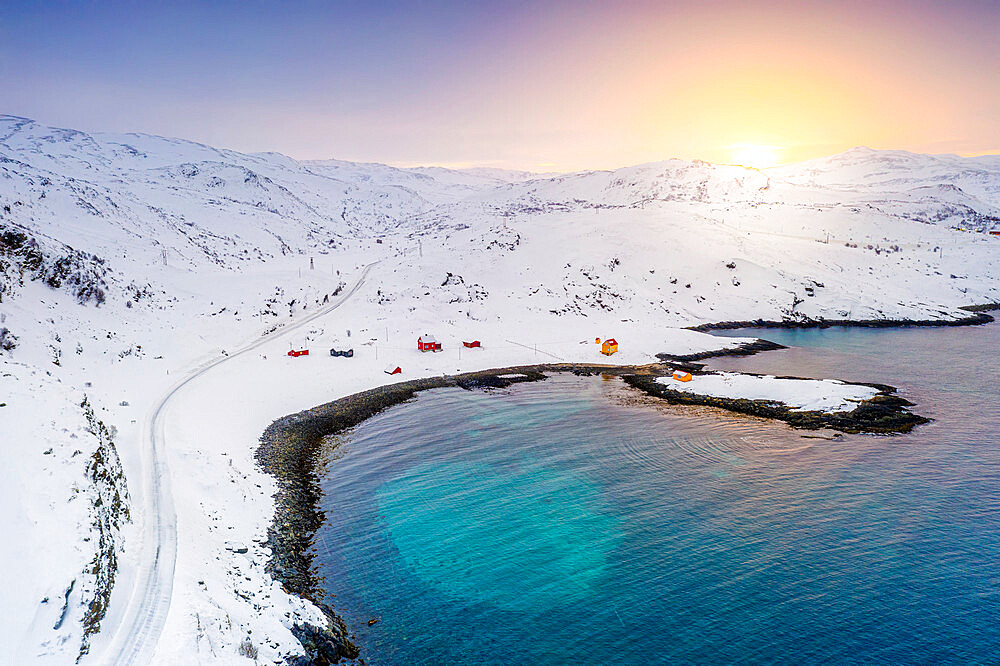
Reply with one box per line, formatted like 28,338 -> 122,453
314,322 -> 1000,664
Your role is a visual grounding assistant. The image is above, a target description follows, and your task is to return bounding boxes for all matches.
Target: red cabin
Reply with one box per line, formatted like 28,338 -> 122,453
462,340 -> 481,348
287,349 -> 309,357
384,365 -> 402,375
417,334 -> 442,352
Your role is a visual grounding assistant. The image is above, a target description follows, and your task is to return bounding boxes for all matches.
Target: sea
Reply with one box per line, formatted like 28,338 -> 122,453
312,320 -> 1000,664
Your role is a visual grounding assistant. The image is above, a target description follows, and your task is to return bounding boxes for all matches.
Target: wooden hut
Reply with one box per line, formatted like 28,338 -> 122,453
418,334 -> 442,352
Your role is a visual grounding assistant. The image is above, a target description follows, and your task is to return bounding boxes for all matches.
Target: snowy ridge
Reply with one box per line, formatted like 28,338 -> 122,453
2,116 -> 1000,664
768,147 -> 1000,232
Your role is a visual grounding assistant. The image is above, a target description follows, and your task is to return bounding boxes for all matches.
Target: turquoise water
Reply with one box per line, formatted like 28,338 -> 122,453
314,322 -> 1000,664
377,460 -> 622,610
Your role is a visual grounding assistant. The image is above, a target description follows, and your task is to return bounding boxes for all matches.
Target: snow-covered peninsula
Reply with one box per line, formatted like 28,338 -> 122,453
2,115 -> 999,663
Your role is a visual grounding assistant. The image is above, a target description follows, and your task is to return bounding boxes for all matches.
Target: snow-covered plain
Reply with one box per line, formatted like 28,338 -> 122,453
2,115 -> 999,664
656,372 -> 880,412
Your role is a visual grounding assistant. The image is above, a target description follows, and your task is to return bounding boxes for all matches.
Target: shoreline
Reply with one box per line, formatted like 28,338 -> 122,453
255,347 -> 934,661
656,338 -> 786,362
254,362 -> 661,663
253,304 -> 999,662
621,373 -> 927,434
685,303 -> 998,332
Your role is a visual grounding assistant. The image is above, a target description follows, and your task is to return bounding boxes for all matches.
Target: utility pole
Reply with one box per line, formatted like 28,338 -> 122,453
419,239 -> 423,258
161,248 -> 168,266
310,257 -> 314,270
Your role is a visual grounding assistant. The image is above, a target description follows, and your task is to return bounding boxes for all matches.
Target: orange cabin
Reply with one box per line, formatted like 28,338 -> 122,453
672,370 -> 693,382
601,338 -> 618,355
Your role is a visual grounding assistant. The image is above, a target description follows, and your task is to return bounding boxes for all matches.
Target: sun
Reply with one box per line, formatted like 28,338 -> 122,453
727,143 -> 782,169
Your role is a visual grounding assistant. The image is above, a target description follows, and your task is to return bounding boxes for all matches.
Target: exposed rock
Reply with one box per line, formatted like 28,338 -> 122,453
658,338 -> 785,362
287,605 -> 359,665
622,374 -> 929,434
688,308 -> 994,332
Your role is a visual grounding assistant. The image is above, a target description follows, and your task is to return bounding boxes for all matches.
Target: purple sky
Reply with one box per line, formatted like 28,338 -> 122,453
2,1 -> 999,170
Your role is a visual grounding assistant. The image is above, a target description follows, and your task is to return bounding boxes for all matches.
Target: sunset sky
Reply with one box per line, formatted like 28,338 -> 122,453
2,0 -> 998,171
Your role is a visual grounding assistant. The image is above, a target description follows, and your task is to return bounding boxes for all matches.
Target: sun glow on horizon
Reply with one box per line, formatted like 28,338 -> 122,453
5,2 -> 995,171
727,143 -> 782,169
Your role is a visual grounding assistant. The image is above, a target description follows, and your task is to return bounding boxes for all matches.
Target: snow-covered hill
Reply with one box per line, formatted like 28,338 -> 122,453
2,116 -> 999,664
767,147 -> 1000,231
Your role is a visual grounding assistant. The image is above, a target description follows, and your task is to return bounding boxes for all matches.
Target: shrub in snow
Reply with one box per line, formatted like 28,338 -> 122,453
0,223 -> 109,305
238,636 -> 258,659
0,327 -> 17,352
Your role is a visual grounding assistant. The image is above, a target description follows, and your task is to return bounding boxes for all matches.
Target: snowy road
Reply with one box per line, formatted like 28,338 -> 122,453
95,261 -> 378,665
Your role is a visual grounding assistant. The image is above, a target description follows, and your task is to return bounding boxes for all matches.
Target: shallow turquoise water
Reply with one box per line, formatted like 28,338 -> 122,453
377,459 -> 622,610
314,322 -> 1000,664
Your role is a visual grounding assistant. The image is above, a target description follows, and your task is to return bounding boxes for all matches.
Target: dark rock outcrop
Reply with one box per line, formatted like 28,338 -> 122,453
622,374 -> 929,434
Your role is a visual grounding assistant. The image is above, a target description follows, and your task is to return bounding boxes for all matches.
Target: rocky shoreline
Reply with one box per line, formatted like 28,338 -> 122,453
255,351 -> 935,662
957,302 -> 1000,313
255,362 -> 662,664
622,373 -> 929,434
249,306 -> 1000,662
252,298 -> 994,662
657,338 -> 786,362
686,303 -> 998,332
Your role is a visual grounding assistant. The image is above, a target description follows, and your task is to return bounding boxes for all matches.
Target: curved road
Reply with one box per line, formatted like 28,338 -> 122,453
97,261 -> 378,665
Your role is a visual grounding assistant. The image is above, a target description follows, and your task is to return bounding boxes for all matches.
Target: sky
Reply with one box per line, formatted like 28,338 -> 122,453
1,0 -> 999,171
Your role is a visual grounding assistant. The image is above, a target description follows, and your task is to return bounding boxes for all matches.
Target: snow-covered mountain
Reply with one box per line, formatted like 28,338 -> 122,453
767,147 -> 1000,231
2,116 -> 999,664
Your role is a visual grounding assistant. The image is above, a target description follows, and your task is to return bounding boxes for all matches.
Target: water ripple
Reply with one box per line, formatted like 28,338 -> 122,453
313,325 -> 1000,664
